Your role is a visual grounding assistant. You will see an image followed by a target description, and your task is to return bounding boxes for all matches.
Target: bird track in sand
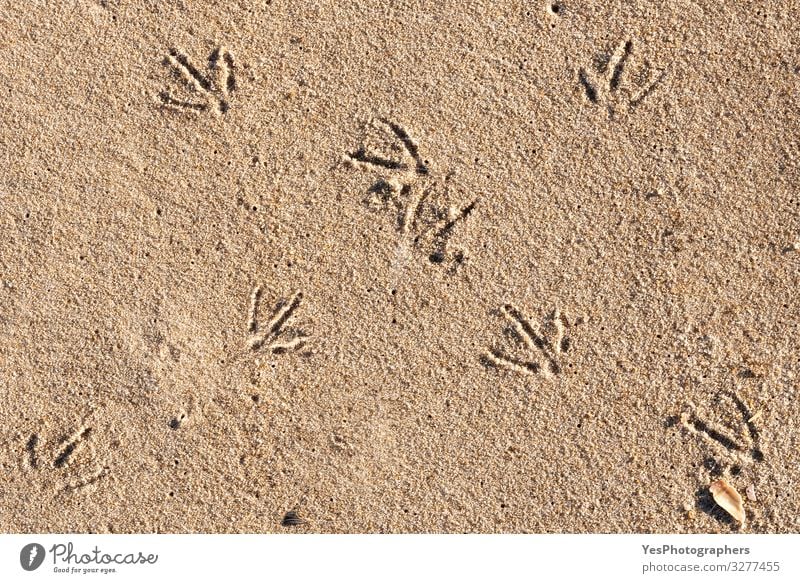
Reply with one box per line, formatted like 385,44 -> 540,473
482,304 -> 572,378
247,287 -> 309,354
158,46 -> 237,115
347,118 -> 477,270
578,38 -> 666,114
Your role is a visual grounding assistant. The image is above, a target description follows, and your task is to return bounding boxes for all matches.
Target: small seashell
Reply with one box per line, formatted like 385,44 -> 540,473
746,483 -> 757,502
709,479 -> 746,526
281,510 -> 306,527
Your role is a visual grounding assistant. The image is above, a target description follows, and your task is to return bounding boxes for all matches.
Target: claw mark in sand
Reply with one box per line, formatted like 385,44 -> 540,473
579,38 -> 665,114
346,118 -> 475,270
483,305 -> 571,377
680,391 -> 765,470
54,426 -> 93,468
159,46 -> 236,115
247,287 -> 309,353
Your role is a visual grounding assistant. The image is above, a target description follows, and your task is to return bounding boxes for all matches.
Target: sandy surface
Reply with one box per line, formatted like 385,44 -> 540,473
1,0 -> 798,533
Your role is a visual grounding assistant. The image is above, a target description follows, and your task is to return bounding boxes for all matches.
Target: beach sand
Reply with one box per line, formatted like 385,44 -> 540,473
0,0 -> 798,533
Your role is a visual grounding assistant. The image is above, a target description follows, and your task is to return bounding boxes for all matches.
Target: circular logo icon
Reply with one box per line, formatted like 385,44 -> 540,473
20,543 -> 46,571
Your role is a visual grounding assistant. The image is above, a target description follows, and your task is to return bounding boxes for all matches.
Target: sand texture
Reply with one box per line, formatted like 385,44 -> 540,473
1,0 -> 799,533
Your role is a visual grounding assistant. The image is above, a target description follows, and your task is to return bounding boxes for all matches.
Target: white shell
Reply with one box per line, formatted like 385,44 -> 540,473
709,479 -> 746,527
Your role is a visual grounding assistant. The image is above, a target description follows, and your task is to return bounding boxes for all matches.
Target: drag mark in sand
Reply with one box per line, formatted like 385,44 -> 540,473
482,305 -> 571,377
579,38 -> 665,114
347,118 -> 476,270
158,46 -> 236,115
247,287 -> 309,353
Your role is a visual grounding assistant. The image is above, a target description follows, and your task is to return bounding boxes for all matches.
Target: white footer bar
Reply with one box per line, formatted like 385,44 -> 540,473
1,534 -> 797,582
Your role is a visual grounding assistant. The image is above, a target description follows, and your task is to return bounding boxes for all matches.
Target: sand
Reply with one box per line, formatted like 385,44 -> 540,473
0,0 -> 798,533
